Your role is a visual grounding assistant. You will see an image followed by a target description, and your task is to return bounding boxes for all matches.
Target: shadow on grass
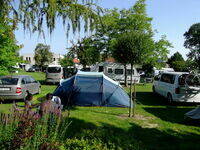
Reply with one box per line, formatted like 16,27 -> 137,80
137,92 -> 199,107
64,117 -> 200,150
144,107 -> 197,125
137,92 -> 167,106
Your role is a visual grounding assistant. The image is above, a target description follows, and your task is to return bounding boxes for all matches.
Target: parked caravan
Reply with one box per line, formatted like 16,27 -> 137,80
46,65 -> 64,84
91,62 -> 140,84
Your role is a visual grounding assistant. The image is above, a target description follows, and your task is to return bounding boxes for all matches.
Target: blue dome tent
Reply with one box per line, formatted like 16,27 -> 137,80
53,71 -> 131,107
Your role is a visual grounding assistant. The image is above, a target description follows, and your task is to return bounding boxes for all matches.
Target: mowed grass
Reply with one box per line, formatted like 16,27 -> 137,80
0,71 -> 200,149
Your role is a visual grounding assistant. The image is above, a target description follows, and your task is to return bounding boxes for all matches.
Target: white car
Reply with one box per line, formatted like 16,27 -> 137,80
153,72 -> 200,103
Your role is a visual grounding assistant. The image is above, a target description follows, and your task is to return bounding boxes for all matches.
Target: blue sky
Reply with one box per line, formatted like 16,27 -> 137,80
15,0 -> 200,59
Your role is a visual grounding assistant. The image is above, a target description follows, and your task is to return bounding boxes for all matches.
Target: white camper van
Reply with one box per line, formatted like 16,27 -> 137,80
46,65 -> 63,84
153,72 -> 200,103
91,62 -> 140,84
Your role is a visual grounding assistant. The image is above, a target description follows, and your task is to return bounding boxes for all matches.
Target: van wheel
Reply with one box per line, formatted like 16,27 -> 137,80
167,93 -> 173,104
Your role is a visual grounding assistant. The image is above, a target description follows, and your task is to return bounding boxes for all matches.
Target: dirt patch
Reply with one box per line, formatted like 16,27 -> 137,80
142,123 -> 158,128
118,114 -> 154,121
118,114 -> 158,128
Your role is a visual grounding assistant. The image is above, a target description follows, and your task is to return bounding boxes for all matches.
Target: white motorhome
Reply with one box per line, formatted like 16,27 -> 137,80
91,62 -> 140,84
46,65 -> 64,84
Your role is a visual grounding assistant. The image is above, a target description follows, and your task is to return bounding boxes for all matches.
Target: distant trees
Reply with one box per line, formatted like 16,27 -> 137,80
168,52 -> 187,71
59,55 -> 74,68
68,37 -> 101,69
184,23 -> 200,71
142,63 -> 154,78
34,43 -> 53,70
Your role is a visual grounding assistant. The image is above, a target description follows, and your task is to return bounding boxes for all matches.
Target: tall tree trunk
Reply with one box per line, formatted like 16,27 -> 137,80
129,64 -> 133,117
124,64 -> 128,87
133,78 -> 136,117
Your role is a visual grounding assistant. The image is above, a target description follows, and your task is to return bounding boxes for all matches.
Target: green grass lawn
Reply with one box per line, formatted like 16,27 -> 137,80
0,71 -> 199,150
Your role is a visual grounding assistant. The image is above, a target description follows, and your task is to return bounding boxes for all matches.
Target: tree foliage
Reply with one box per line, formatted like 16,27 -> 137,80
34,43 -> 53,68
168,52 -> 186,71
94,0 -> 153,58
142,63 -> 154,77
3,0 -> 101,36
110,0 -> 171,117
0,0 -> 23,75
184,23 -> 200,70
59,55 -> 74,68
93,0 -> 170,68
0,0 -> 102,74
150,36 -> 172,68
169,52 -> 184,63
171,61 -> 187,72
0,20 -> 21,75
68,37 -> 101,68
112,32 -> 154,65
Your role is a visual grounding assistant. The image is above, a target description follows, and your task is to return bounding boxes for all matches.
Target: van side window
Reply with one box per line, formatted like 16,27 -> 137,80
108,68 -> 113,74
161,74 -> 175,84
115,69 -> 123,75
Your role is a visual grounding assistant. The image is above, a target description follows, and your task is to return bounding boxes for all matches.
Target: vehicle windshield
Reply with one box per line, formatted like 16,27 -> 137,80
47,67 -> 61,73
0,78 -> 19,85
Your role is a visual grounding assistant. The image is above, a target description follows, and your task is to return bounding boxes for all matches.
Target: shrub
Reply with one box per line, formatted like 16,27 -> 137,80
0,110 -> 70,150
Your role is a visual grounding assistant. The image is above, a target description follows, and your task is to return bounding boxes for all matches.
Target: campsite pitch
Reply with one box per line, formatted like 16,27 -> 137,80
0,71 -> 199,150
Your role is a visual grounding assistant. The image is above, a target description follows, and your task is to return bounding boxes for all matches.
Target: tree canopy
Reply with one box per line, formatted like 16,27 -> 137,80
59,55 -> 74,68
0,0 -> 101,74
112,31 -> 154,66
184,23 -> 200,70
0,23 -> 21,75
94,0 -> 153,58
34,43 -> 53,68
68,37 -> 101,68
168,52 -> 186,71
1,0 -> 101,35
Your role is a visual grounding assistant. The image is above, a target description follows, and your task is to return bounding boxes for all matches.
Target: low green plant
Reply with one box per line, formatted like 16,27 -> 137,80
0,110 -> 71,150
